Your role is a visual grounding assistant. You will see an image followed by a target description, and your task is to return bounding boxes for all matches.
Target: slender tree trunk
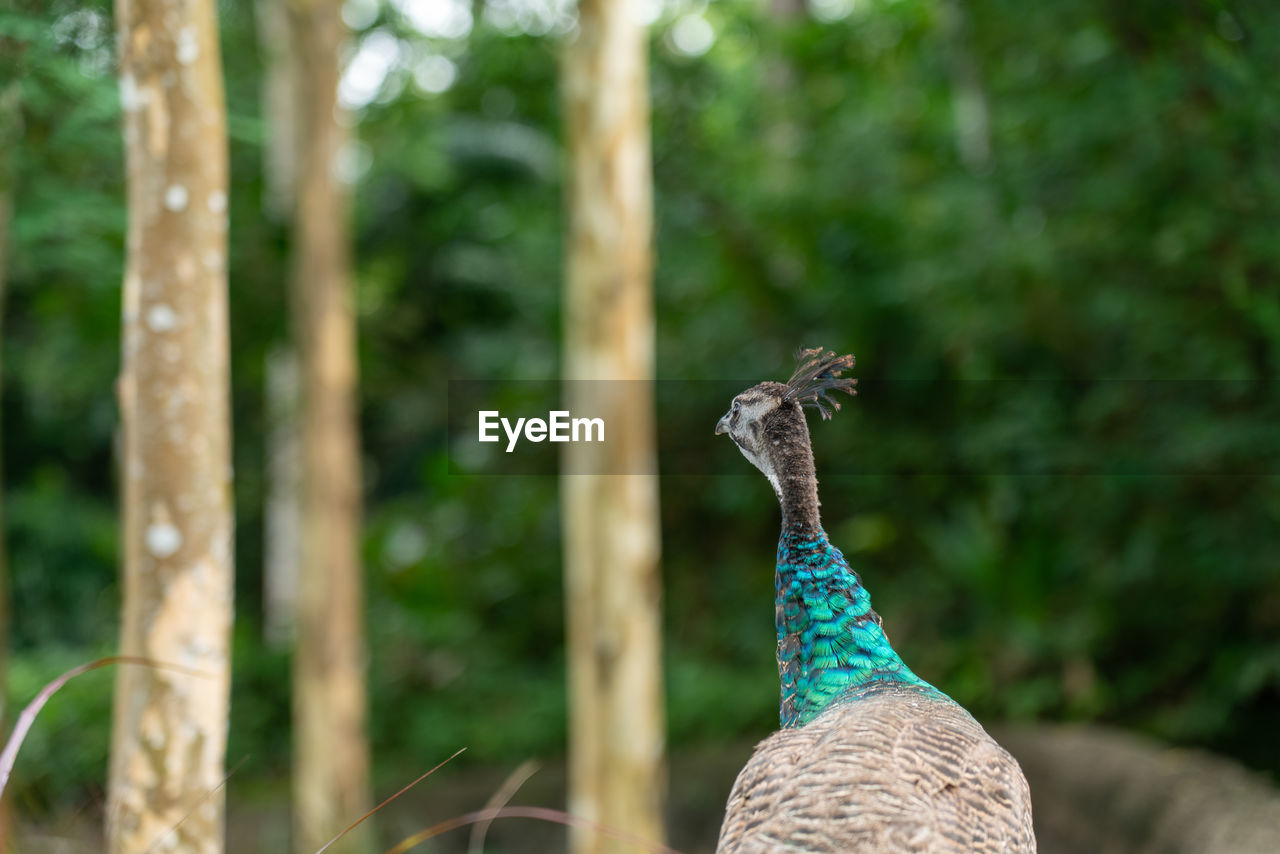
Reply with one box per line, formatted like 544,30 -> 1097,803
761,0 -> 802,205
264,346 -> 301,649
939,0 -> 992,173
107,1 -> 233,851
255,0 -> 302,649
562,2 -> 666,853
255,0 -> 299,222
284,2 -> 373,852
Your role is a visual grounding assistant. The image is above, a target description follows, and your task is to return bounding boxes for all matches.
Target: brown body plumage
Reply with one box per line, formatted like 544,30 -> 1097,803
718,684 -> 1035,853
715,349 -> 1035,854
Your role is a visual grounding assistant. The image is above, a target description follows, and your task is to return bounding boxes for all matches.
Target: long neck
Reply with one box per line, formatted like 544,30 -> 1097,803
767,424 -> 821,529
774,524 -> 932,729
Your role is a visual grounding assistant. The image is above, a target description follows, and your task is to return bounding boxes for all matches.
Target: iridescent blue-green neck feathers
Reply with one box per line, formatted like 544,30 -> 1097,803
775,523 -> 932,728
715,349 -> 937,728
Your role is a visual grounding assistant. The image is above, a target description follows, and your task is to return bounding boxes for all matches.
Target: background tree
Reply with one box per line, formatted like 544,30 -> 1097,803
263,346 -> 301,649
255,0 -> 302,652
938,0 -> 991,173
562,0 -> 666,851
106,0 -> 233,851
282,0 -> 373,851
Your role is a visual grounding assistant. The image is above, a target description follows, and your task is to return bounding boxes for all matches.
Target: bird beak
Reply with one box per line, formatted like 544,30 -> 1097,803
715,413 -> 730,435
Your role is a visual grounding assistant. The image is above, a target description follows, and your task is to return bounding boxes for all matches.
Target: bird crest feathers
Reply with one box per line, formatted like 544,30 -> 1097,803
783,347 -> 857,420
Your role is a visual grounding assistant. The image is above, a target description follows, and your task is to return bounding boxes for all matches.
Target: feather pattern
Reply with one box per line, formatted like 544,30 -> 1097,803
720,522 -> 1036,853
718,682 -> 1036,853
783,348 -> 857,421
714,348 -> 1035,853
775,524 -> 932,728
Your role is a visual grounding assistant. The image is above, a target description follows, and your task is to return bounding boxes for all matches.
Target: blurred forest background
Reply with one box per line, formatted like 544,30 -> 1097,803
2,0 -> 1279,850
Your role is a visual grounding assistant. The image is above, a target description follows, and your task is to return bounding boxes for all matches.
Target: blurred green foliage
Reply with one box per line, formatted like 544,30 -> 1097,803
1,0 -> 1278,816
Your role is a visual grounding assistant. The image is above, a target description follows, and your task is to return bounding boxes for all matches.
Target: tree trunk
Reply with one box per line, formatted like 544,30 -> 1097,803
996,725 -> 1280,854
562,2 -> 667,853
284,2 -> 373,852
256,0 -> 302,650
255,0 -> 299,221
107,0 -> 234,851
264,346 -> 301,649
939,0 -> 992,173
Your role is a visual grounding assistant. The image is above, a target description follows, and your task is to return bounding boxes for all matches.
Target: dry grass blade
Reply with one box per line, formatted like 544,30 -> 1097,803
385,806 -> 686,854
0,656 -> 211,800
314,748 -> 467,854
467,759 -> 539,854
143,755 -> 249,854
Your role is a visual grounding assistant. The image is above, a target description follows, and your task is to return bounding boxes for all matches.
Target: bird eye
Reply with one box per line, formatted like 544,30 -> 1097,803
732,401 -> 741,415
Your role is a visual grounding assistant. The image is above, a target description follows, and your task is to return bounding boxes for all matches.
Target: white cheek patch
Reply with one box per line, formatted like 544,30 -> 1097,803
762,465 -> 782,499
727,394 -> 784,498
735,438 -> 783,500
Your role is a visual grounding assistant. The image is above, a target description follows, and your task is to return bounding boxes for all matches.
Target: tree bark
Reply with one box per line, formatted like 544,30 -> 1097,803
256,0 -> 302,650
562,2 -> 667,853
996,725 -> 1280,854
283,1 -> 373,852
264,346 -> 301,649
107,0 -> 234,851
255,0 -> 299,221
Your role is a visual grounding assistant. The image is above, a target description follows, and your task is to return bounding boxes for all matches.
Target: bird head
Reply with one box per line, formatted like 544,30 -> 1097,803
715,348 -> 857,495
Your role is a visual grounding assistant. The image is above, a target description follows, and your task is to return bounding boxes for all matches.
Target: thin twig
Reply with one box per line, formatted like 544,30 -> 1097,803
467,759 -> 539,854
143,755 -> 249,854
0,656 -> 211,800
385,806 -> 685,854
315,748 -> 467,854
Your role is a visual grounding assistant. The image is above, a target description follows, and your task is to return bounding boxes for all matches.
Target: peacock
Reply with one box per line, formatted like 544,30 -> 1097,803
713,348 -> 1035,854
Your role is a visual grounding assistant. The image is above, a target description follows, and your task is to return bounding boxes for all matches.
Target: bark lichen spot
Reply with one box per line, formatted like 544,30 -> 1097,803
176,26 -> 199,65
147,303 -> 178,332
164,184 -> 188,211
120,72 -> 150,112
146,522 -> 183,558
